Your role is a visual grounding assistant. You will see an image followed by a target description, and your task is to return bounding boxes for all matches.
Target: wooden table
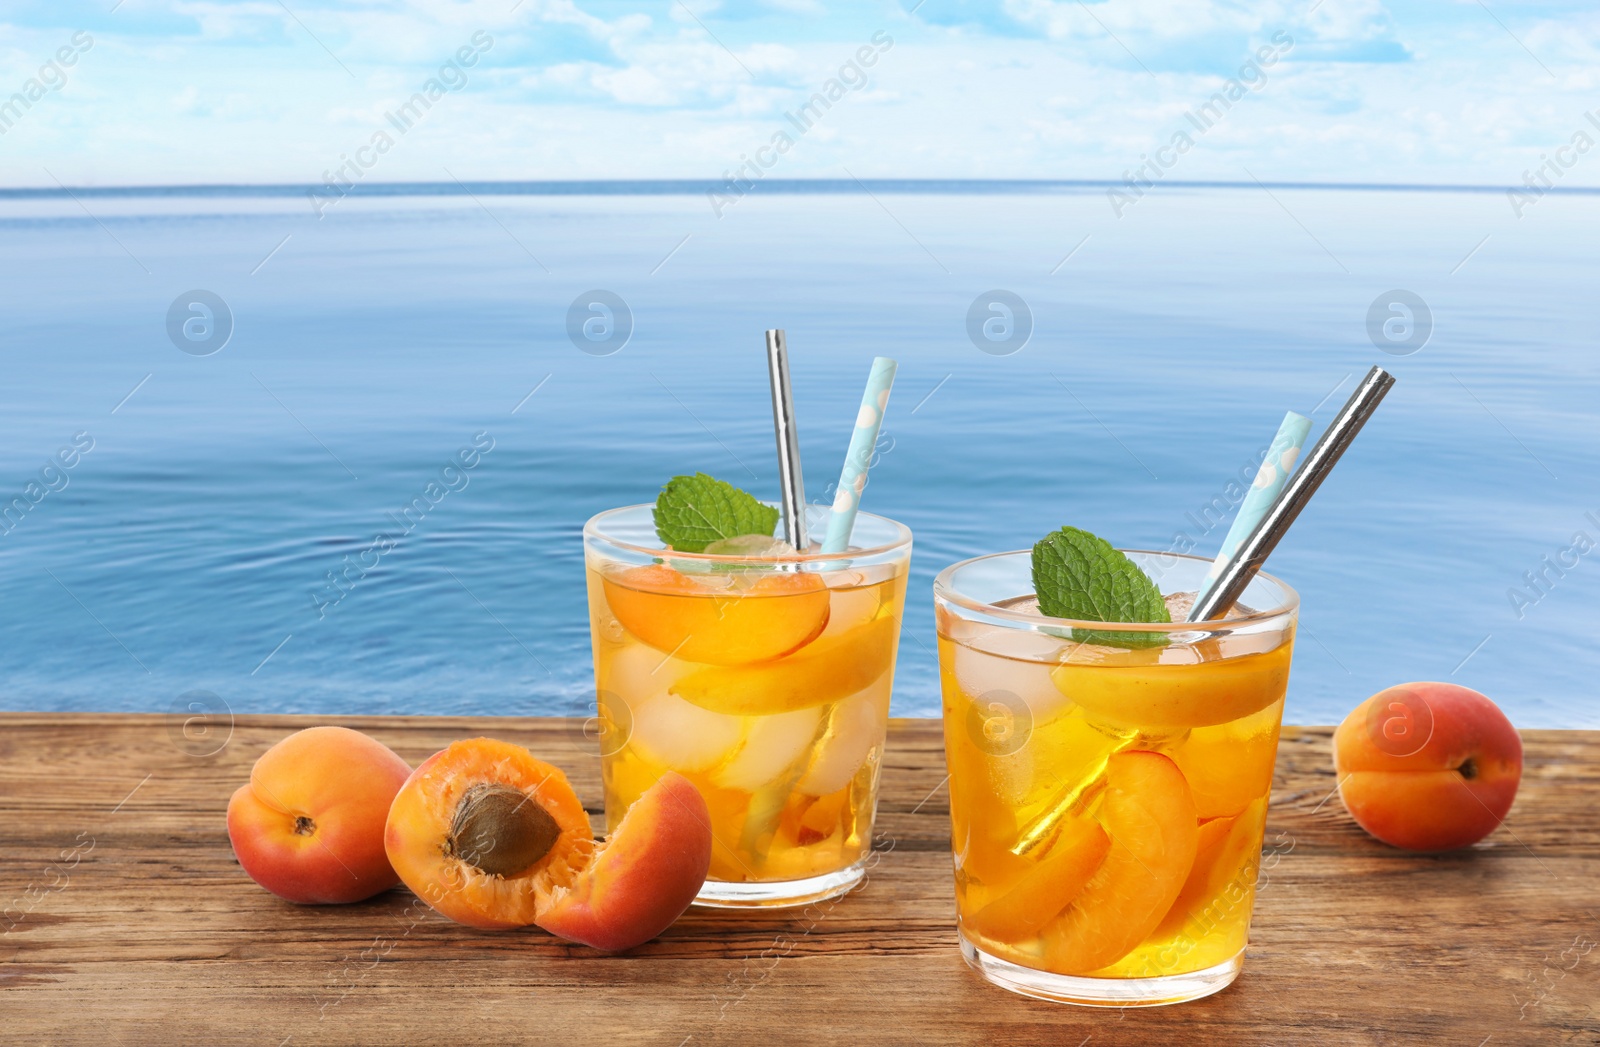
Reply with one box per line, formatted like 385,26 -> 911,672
2,715 -> 1596,1045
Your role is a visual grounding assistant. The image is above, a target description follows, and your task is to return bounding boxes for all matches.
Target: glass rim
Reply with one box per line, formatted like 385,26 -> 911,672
583,502 -> 913,563
933,548 -> 1299,633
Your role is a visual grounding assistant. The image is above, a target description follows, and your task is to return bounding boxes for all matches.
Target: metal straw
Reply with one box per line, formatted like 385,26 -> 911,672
1188,366 -> 1397,622
765,329 -> 808,550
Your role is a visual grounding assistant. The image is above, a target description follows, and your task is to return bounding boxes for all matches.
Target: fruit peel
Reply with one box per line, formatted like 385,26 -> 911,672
1334,682 -> 1523,852
536,771 -> 712,952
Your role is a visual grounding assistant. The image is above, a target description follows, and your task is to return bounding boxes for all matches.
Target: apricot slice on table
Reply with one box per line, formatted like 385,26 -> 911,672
227,726 -> 412,905
537,772 -> 712,952
672,612 -> 900,717
967,818 -> 1111,945
1041,751 -> 1199,974
385,738 -> 712,948
603,564 -> 830,666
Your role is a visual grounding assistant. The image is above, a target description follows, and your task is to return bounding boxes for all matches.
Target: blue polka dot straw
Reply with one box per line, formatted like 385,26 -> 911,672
1194,410 -> 1312,607
821,356 -> 898,554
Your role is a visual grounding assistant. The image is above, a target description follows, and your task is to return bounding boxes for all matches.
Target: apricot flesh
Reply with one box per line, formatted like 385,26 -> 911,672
1050,641 -> 1291,729
384,738 -> 594,930
227,726 -> 411,905
1334,682 -> 1522,851
1040,751 -> 1198,974
603,564 -> 829,666
967,818 -> 1111,945
671,612 -> 899,716
1153,797 -> 1267,943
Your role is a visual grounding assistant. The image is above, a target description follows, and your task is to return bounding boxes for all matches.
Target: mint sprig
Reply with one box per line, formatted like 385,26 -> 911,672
654,473 -> 779,552
1032,526 -> 1170,648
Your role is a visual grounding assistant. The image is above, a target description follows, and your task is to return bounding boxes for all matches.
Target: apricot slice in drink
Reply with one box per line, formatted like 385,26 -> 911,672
1154,797 -> 1266,942
967,818 -> 1111,945
603,564 -> 829,666
672,613 -> 899,717
385,738 -> 711,949
1040,751 -> 1198,974
1050,643 -> 1291,730
796,787 -> 850,845
1171,708 -> 1281,819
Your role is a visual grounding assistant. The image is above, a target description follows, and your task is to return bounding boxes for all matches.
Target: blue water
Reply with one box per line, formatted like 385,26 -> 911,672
1,181 -> 1594,727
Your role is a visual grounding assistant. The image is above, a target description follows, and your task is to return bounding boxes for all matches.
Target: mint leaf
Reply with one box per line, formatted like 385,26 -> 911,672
1032,526 -> 1170,648
654,473 -> 780,552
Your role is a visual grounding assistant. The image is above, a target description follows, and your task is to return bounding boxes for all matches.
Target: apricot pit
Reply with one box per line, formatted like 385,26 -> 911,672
448,783 -> 562,878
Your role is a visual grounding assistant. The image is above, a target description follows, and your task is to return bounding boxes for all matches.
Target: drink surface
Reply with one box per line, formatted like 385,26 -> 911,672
938,598 -> 1293,980
587,556 -> 907,885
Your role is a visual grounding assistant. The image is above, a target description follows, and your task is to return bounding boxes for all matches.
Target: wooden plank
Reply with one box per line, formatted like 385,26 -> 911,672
1,715 -> 1596,1045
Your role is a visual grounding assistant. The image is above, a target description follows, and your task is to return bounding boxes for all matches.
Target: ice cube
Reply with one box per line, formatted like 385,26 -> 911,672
817,578 -> 885,640
713,706 -> 825,792
988,743 -> 1036,808
628,692 -> 744,773
1164,590 -> 1197,622
599,642 -> 692,713
701,534 -> 795,558
796,688 -> 886,796
950,627 -> 1074,723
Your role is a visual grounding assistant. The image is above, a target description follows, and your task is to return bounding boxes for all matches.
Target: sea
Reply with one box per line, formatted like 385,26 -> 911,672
0,179 -> 1595,727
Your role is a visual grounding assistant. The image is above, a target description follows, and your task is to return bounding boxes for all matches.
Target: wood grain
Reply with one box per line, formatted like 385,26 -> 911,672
1,715 -> 1596,1046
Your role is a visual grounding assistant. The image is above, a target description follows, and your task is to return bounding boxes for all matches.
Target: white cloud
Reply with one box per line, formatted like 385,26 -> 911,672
3,1 -> 1598,186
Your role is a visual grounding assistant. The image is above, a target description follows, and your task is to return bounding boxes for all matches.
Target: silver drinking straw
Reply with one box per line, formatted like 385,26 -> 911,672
1188,366 -> 1397,622
765,329 -> 808,550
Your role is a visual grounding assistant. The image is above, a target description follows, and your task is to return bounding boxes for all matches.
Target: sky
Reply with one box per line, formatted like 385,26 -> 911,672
0,0 -> 1597,187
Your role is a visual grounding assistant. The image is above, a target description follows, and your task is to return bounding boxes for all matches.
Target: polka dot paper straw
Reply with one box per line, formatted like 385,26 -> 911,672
1195,409 -> 1312,605
821,356 -> 898,554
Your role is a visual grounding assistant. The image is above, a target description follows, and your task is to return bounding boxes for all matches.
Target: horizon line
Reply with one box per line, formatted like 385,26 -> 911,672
0,177 -> 1590,198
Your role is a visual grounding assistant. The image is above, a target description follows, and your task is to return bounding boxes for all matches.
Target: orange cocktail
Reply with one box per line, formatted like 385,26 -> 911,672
584,504 -> 911,907
934,549 -> 1297,1005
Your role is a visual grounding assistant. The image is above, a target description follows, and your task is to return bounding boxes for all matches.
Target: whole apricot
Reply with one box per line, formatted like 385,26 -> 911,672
1334,682 -> 1522,851
227,726 -> 412,904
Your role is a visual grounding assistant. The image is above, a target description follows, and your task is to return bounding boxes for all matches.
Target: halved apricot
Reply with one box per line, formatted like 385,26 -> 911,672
602,564 -> 829,665
967,818 -> 1110,945
1040,751 -> 1198,974
384,739 -> 594,930
385,738 -> 711,947
672,613 -> 899,716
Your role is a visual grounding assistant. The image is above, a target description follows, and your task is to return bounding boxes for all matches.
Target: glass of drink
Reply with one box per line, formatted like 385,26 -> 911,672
934,548 -> 1297,1005
584,503 -> 911,907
